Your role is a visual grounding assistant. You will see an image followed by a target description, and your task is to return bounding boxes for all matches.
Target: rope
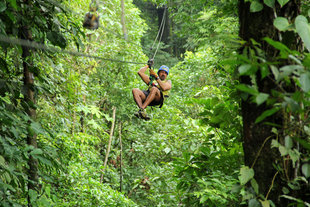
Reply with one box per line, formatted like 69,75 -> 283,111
150,7 -> 167,60
151,8 -> 166,51
152,10 -> 166,59
0,35 -> 145,65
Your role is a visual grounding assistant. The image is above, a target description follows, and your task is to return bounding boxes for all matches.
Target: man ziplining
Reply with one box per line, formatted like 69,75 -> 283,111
132,60 -> 172,120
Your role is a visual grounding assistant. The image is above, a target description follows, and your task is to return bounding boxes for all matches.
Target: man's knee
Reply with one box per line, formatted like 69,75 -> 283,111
132,88 -> 139,95
149,86 -> 159,94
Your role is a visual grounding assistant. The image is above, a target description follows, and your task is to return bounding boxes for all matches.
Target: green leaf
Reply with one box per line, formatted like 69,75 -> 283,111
277,0 -> 289,7
295,15 -> 310,52
259,199 -> 270,207
255,93 -> 269,105
279,65 -> 304,77
29,189 -> 38,203
264,0 -> 275,8
270,65 -> 279,80
289,149 -> 299,166
238,64 -> 253,75
284,136 -> 293,149
250,1 -> 263,12
163,147 -> 171,154
0,1 -> 7,12
255,107 -> 280,123
263,38 -> 290,57
251,179 -> 259,194
302,163 -> 310,178
8,0 -> 18,10
47,31 -> 67,49
279,145 -> 288,156
30,148 -> 43,156
239,166 -> 254,185
249,199 -> 261,207
236,84 -> 259,95
274,17 -> 289,31
271,139 -> 280,148
299,73 -> 310,92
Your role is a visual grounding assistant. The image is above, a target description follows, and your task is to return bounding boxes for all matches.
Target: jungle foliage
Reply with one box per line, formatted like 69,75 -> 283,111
0,0 -> 309,207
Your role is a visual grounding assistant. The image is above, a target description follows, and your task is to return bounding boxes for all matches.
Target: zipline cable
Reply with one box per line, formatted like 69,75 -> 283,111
149,7 -> 167,60
0,34 -> 145,65
150,8 -> 166,52
152,9 -> 166,59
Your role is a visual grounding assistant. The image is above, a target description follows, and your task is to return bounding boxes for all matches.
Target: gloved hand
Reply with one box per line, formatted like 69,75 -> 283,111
149,69 -> 158,79
147,59 -> 154,68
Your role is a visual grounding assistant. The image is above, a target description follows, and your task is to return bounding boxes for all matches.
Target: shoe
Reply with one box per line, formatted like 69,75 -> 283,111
134,110 -> 141,118
139,109 -> 150,121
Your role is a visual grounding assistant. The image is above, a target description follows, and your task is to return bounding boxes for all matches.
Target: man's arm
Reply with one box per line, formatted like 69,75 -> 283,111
156,79 -> 171,91
138,65 -> 150,85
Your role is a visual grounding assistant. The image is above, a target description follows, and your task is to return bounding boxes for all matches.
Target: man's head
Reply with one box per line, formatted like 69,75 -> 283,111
158,65 -> 169,80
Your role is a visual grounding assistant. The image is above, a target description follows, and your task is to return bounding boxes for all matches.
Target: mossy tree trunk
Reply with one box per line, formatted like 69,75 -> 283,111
238,0 -> 301,205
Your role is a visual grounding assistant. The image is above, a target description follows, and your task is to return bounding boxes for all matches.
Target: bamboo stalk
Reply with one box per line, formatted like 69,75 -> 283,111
100,106 -> 116,183
119,122 -> 123,192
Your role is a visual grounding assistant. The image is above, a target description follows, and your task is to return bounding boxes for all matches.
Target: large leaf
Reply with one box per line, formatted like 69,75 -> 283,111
255,93 -> 269,105
236,84 -> 259,95
0,1 -> 6,12
302,163 -> 310,178
250,1 -> 263,12
255,107 -> 280,123
277,0 -> 289,7
274,17 -> 289,31
264,0 -> 275,8
299,72 -> 310,92
295,15 -> 310,52
239,166 -> 254,185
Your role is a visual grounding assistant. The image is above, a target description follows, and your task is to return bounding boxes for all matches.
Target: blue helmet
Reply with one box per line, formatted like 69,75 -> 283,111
158,65 -> 169,76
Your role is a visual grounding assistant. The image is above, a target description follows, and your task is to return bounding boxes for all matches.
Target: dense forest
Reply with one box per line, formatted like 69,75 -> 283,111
1,0 -> 310,206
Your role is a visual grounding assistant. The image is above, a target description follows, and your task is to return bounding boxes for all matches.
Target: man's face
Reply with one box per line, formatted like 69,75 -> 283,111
158,70 -> 168,80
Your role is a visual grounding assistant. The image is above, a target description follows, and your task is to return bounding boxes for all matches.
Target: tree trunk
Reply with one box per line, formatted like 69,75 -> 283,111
238,0 -> 301,205
21,25 -> 38,206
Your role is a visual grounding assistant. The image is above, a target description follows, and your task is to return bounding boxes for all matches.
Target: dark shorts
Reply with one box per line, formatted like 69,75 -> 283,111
143,90 -> 164,106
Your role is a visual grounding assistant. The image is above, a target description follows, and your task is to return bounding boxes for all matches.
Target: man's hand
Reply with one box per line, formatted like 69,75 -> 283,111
147,59 -> 154,68
149,69 -> 158,79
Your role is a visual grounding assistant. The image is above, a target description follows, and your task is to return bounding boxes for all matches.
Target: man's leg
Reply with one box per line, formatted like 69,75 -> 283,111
132,88 -> 146,108
141,87 -> 161,109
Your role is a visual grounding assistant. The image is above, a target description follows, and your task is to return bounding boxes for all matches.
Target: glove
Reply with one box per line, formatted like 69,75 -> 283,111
147,59 -> 154,68
149,69 -> 158,79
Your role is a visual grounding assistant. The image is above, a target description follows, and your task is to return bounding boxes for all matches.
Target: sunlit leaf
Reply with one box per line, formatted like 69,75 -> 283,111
274,17 -> 289,31
259,199 -> 270,207
295,15 -> 310,52
239,166 -> 254,185
299,73 -> 310,92
302,163 -> 310,178
255,93 -> 269,105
